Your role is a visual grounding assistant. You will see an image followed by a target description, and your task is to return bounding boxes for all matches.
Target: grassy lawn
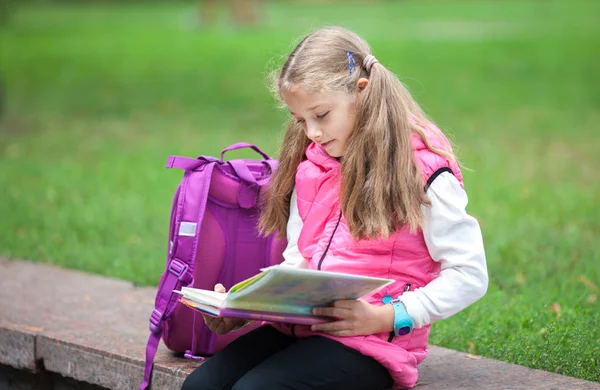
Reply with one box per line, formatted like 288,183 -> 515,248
1,0 -> 598,382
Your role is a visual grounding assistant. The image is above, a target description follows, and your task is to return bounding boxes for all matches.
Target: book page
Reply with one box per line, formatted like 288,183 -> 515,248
179,297 -> 221,317
228,270 -> 271,294
179,287 -> 228,307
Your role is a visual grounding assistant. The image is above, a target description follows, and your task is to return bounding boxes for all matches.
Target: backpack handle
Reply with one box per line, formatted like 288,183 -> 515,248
220,142 -> 271,162
229,160 -> 270,186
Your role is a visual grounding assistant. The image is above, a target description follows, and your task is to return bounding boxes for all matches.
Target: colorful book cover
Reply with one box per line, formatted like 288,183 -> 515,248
179,297 -> 331,325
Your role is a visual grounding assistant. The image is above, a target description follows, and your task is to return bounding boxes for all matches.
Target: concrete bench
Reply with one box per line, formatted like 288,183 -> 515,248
1,258 -> 598,390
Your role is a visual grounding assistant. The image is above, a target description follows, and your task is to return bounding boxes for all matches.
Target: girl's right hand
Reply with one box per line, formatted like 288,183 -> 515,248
201,283 -> 247,335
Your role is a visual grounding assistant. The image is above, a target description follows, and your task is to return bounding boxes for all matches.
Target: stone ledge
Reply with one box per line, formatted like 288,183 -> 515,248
0,326 -> 36,372
0,259 -> 598,390
0,363 -> 106,390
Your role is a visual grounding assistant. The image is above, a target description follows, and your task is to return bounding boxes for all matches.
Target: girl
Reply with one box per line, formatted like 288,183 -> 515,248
182,26 -> 488,390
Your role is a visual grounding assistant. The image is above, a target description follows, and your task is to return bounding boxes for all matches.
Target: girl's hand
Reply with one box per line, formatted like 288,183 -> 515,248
310,299 -> 395,337
201,283 -> 247,335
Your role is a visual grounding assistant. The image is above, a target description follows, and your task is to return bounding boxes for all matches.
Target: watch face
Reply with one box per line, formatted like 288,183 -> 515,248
397,326 -> 411,336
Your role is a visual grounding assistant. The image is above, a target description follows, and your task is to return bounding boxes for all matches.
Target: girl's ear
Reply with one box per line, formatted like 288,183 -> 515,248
357,77 -> 369,93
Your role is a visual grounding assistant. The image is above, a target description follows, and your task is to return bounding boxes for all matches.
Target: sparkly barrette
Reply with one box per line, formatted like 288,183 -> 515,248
347,51 -> 357,75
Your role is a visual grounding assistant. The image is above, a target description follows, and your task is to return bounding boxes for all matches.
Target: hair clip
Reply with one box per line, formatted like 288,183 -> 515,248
347,51 -> 357,75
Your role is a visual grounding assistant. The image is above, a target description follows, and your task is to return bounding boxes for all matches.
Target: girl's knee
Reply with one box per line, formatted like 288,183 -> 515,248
180,375 -> 196,390
181,364 -> 217,390
180,370 -> 201,390
231,373 -> 278,390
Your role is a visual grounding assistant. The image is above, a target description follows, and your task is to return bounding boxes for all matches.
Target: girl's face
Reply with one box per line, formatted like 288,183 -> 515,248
282,87 -> 357,158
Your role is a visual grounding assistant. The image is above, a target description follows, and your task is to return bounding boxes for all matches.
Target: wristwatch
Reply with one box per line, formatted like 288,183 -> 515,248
382,296 -> 413,336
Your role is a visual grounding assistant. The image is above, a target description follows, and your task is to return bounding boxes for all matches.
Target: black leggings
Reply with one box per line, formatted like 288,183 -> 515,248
181,325 -> 393,390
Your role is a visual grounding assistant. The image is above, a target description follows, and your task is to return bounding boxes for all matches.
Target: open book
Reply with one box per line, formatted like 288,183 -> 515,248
175,266 -> 394,325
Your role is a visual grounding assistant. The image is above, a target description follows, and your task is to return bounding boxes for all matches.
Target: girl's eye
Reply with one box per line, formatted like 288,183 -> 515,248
317,112 -> 329,119
296,118 -> 305,124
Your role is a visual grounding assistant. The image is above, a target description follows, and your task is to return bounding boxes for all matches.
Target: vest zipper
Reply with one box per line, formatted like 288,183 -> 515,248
317,212 -> 343,270
292,212 -> 343,338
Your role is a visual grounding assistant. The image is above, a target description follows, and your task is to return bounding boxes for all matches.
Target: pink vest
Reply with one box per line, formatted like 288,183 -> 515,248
273,124 -> 463,389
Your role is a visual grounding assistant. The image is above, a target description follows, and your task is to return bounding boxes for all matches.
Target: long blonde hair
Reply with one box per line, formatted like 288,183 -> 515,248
259,27 -> 455,240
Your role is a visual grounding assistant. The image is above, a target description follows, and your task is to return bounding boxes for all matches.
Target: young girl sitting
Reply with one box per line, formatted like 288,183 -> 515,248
182,26 -> 488,390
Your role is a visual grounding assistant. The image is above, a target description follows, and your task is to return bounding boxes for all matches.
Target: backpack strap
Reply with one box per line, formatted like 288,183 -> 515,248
424,167 -> 454,192
139,160 -> 217,390
167,155 -> 219,171
228,159 -> 278,209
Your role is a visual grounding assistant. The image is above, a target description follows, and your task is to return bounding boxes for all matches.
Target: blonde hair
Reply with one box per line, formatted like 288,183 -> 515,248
259,26 -> 455,240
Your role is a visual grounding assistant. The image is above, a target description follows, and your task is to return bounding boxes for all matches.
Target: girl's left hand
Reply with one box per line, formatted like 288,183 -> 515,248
310,299 -> 395,337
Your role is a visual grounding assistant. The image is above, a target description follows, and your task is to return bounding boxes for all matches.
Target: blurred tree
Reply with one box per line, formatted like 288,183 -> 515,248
199,0 -> 261,26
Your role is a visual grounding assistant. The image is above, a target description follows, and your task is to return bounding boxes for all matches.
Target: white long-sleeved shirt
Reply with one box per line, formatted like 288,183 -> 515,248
279,172 -> 488,328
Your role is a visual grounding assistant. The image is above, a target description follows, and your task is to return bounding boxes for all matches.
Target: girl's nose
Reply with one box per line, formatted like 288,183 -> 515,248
306,122 -> 322,141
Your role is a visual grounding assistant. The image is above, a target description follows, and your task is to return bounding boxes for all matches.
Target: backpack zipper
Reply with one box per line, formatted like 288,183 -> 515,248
291,211 -> 343,338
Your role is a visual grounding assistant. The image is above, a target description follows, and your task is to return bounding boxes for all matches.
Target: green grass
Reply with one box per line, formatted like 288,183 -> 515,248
1,0 -> 599,382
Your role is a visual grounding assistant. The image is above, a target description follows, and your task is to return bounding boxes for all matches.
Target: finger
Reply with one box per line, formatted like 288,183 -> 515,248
214,319 -> 229,335
203,313 -> 218,323
323,329 -> 355,337
203,315 -> 223,331
312,306 -> 350,318
332,300 -> 357,309
204,319 -> 217,331
214,283 -> 226,293
225,318 -> 245,330
205,317 -> 219,328
311,320 -> 351,333
214,324 -> 224,335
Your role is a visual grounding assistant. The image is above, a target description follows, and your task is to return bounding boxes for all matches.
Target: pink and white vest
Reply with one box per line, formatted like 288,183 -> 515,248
272,124 -> 463,389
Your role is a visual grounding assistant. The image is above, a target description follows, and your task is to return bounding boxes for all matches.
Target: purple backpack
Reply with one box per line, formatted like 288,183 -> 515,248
140,143 -> 286,389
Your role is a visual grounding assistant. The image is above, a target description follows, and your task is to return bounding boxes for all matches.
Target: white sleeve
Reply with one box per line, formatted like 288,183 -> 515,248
279,187 -> 309,269
399,172 -> 488,329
